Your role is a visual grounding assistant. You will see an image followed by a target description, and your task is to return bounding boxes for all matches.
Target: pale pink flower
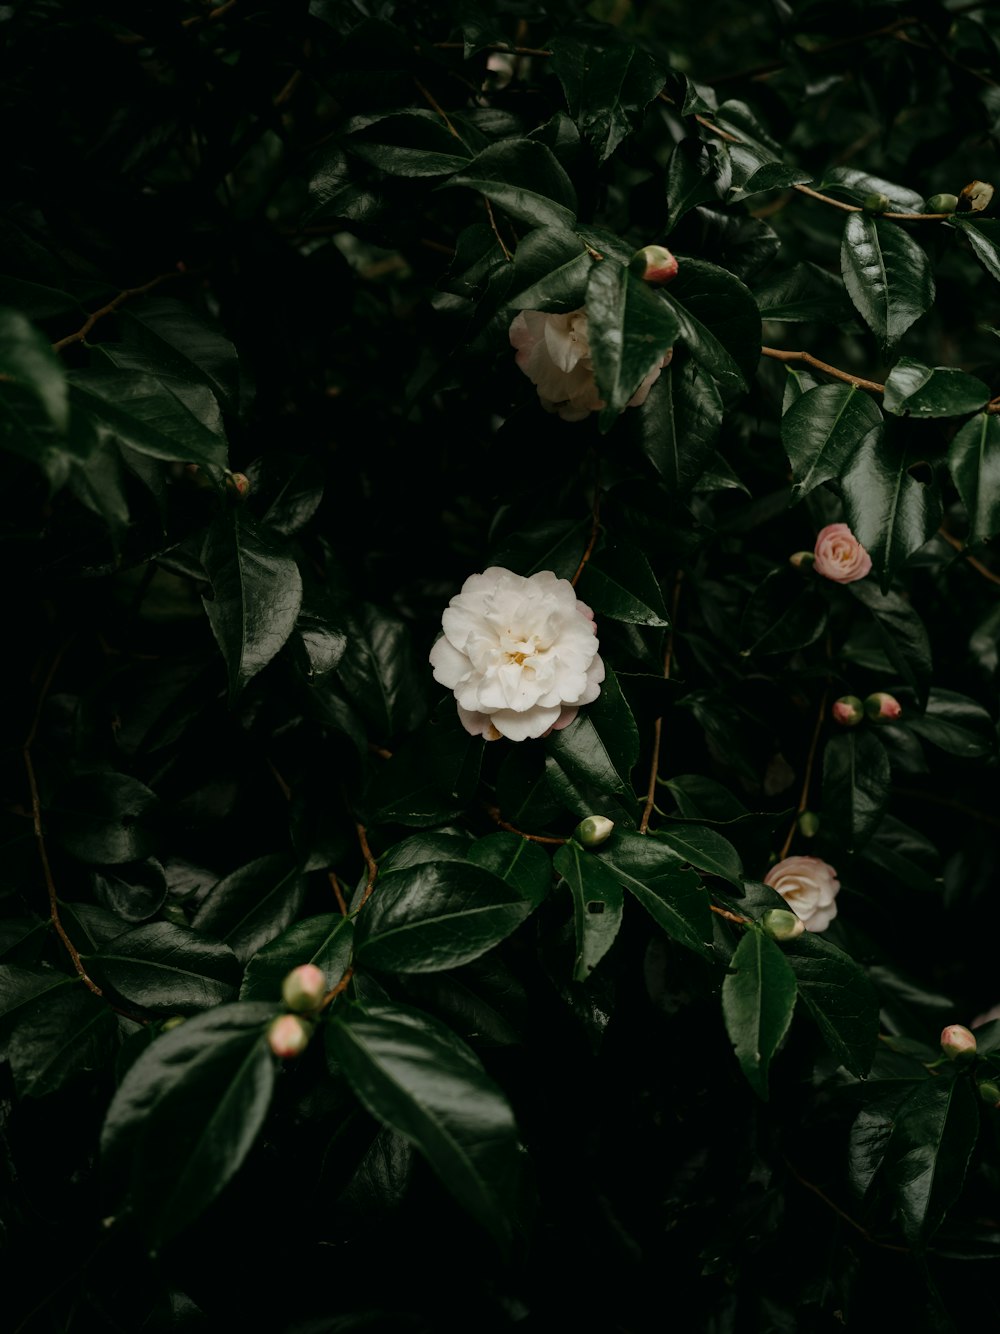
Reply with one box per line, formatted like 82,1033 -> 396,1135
509,308 -> 671,422
764,855 -> 840,932
430,567 -> 604,742
813,523 -> 872,583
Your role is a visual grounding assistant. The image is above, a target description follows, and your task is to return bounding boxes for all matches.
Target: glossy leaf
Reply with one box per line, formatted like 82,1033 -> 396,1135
660,258 -> 761,394
722,927 -> 797,1100
115,296 -> 240,414
848,582 -> 932,703
240,914 -> 354,1001
753,261 -> 853,323
597,831 -> 712,959
193,855 -> 309,965
955,216 -> 1000,283
841,431 -> 942,591
546,666 -> 639,803
336,602 -> 426,740
904,689 -> 996,758
822,730 -> 891,851
949,413 -> 1000,543
86,921 -> 241,1014
91,858 -> 167,923
0,306 -> 68,429
201,508 -> 303,699
48,773 -> 161,865
328,1003 -> 522,1247
354,862 -> 532,973
665,139 -> 731,232
577,539 -> 670,626
785,933 -> 879,1076
101,1003 -> 276,1249
740,567 -> 828,657
69,371 -> 228,468
550,33 -> 664,161
635,356 -> 723,497
553,839 -> 625,981
883,358 -> 989,418
585,260 -> 678,431
445,140 -> 577,229
840,214 -> 934,348
652,822 -> 743,887
466,833 -> 551,908
7,983 -> 118,1098
781,383 -> 883,497
345,110 -> 473,177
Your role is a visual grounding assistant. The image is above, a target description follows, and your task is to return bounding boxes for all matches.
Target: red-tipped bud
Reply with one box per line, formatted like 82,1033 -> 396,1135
797,810 -> 820,839
977,1080 -> 1000,1107
760,908 -> 806,942
281,963 -> 327,1013
788,551 -> 815,571
941,1024 -> 977,1061
864,692 -> 902,722
575,815 -> 615,847
832,696 -> 864,728
630,244 -> 679,284
226,472 -> 251,499
268,1014 -> 313,1060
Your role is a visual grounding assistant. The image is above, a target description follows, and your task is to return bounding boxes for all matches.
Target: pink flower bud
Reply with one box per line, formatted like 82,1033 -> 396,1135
268,1014 -> 313,1060
864,692 -> 902,722
813,524 -> 872,584
832,696 -> 864,727
281,963 -> 327,1013
631,244 -> 679,284
760,908 -> 805,942
226,472 -> 251,499
940,1024 -> 977,1060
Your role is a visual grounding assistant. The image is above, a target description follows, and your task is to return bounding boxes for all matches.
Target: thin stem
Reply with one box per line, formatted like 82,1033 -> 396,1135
328,871 -> 348,916
571,459 -> 602,588
711,904 -> 750,926
483,195 -> 513,261
52,270 -> 185,352
320,966 -> 354,1010
484,804 -> 567,846
784,1157 -> 910,1253
761,346 -> 885,395
431,41 -> 553,57
639,572 -> 683,835
937,526 -> 1000,587
778,692 -> 828,860
356,823 -> 379,907
414,77 -> 461,139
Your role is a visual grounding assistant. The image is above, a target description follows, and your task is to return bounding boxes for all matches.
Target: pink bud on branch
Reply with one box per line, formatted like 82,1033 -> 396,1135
281,964 -> 327,1013
940,1024 -> 977,1061
864,692 -> 902,722
832,696 -> 864,728
268,1014 -> 313,1060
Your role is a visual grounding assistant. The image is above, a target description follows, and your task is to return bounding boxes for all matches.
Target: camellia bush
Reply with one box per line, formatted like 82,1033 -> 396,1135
5,1 -> 1000,1329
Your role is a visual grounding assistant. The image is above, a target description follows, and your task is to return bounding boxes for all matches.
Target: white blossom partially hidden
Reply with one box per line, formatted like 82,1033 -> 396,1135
430,567 -> 605,742
509,308 -> 672,422
764,855 -> 840,932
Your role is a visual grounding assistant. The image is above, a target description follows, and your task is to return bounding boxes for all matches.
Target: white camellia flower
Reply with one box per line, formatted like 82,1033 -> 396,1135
429,567 -> 605,741
763,855 -> 840,932
509,308 -> 672,422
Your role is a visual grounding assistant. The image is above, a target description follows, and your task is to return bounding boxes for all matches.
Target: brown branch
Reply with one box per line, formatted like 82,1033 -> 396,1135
431,41 -> 553,57
274,68 -> 303,108
328,871 -> 348,916
711,904 -> 751,926
784,1157 -> 910,1253
483,195 -> 513,261
117,2 -> 238,46
267,759 -> 292,803
484,803 -> 567,846
320,966 -> 354,1010
938,526 -> 1000,587
761,346 -> 885,395
571,461 -> 602,587
414,77 -> 461,139
356,822 -> 379,906
639,572 -> 683,835
52,270 -> 185,352
778,691 -> 828,861
24,645 -> 104,998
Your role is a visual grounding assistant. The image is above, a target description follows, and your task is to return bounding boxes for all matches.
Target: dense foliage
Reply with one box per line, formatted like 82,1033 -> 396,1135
4,1 -> 1000,1329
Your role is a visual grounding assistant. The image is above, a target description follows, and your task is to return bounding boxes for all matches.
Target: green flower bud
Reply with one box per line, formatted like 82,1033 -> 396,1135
925,192 -> 958,215
831,696 -> 864,728
940,1024 -> 977,1061
268,1014 -> 313,1060
797,810 -> 820,838
864,692 -> 902,722
788,551 -> 815,571
629,244 -> 679,284
575,815 -> 615,847
760,908 -> 806,942
977,1080 -> 1000,1107
862,191 -> 890,214
281,963 -> 328,1013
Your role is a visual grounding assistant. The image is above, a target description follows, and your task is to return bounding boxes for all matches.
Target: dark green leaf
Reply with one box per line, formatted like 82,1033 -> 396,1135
366,704 -> 479,827
841,432 -> 943,591
0,967 -> 75,1055
883,357 -> 989,418
114,296 -> 240,414
597,831 -> 712,959
444,140 -> 577,229
7,983 -> 118,1098
722,927 -> 796,1100
466,833 -> 552,908
740,566 -> 828,657
345,110 -> 473,177
201,508 -> 303,699
822,730 -> 891,851
553,839 -> 625,981
503,225 -> 593,314
634,355 -> 723,497
69,371 -> 228,469
585,260 -> 678,431
86,922 -> 240,1014
193,854 -> 308,965
820,167 -> 923,211
848,582 -> 932,704
240,914 -> 354,1001
753,262 -> 852,323
840,214 -> 934,349
905,689 -> 996,758
337,602 -> 427,739
328,1003 -> 521,1247
546,666 -> 639,802
101,1002 -> 276,1249
955,216 -> 1000,283
781,383 -> 883,496
884,1075 -> 979,1248
577,538 -> 670,626
91,858 -> 166,922
354,862 -> 532,973
661,258 -> 761,394
653,823 -> 743,887
0,307 -> 68,429
48,772 -> 161,865
550,33 -> 664,161
294,592 -> 348,681
0,382 -> 72,488
949,413 -> 1000,544
665,139 -> 731,233
785,933 -> 880,1076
